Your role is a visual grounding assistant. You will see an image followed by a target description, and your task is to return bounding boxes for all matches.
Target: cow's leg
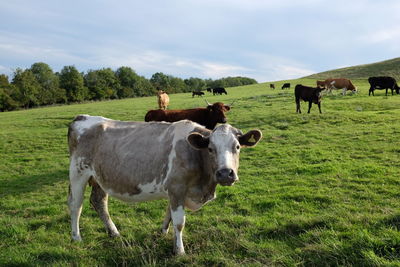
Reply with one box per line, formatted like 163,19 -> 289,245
296,99 -> 301,113
307,101 -> 312,113
342,88 -> 347,95
161,204 -> 171,234
169,201 -> 186,255
68,159 -> 91,241
318,102 -> 322,114
89,180 -> 120,237
386,89 -> 388,96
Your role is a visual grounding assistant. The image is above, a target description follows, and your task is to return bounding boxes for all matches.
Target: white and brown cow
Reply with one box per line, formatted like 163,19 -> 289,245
324,78 -> 357,95
67,115 -> 262,255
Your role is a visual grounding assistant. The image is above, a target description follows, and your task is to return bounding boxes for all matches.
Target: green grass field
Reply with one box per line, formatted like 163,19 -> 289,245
1,78 -> 400,266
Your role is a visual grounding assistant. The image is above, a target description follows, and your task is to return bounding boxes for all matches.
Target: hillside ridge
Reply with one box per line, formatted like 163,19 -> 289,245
304,57 -> 400,80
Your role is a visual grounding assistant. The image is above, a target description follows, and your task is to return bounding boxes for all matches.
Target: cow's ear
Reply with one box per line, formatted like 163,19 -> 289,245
224,105 -> 231,111
207,105 -> 213,111
239,130 -> 262,147
187,132 -> 210,150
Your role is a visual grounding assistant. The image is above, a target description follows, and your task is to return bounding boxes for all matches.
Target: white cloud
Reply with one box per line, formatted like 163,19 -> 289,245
360,27 -> 400,44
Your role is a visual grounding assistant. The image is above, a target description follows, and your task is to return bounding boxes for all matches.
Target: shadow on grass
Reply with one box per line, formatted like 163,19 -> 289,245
253,218 -> 331,240
0,169 -> 68,197
379,214 -> 400,230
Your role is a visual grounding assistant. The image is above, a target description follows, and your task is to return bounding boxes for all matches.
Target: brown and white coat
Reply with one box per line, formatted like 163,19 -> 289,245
67,115 -> 262,255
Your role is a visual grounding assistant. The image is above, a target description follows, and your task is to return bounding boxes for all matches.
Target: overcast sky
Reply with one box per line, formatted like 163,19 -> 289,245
1,0 -> 399,82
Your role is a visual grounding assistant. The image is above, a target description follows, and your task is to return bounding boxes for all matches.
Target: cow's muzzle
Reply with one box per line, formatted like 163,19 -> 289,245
216,168 -> 237,186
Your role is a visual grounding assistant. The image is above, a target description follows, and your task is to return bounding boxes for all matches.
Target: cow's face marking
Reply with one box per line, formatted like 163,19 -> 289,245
187,125 -> 262,186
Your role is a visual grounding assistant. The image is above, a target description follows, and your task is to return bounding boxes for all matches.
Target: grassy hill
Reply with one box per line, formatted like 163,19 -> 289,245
1,79 -> 400,265
305,57 -> 400,80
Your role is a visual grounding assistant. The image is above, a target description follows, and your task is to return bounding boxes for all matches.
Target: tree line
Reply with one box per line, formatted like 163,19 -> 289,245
0,62 -> 257,112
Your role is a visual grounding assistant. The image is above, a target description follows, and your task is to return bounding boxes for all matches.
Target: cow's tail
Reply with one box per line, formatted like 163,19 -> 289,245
68,115 -> 88,154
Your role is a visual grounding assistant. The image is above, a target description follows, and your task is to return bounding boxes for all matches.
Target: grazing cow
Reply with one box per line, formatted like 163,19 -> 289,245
270,84 -> 275,89
316,80 -> 326,88
206,87 -> 212,92
213,87 -> 228,95
145,102 -> 230,130
324,78 -> 357,95
67,115 -> 262,255
281,83 -> 290,90
368,76 -> 400,96
157,90 -> 170,110
192,91 -> 205,97
295,84 -> 324,114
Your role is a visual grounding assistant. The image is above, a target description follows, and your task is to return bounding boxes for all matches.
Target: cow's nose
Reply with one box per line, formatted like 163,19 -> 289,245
216,168 -> 236,185
221,118 -> 227,123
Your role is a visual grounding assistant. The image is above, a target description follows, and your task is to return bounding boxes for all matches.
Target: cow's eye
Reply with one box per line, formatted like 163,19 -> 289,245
236,145 -> 240,150
208,148 -> 213,153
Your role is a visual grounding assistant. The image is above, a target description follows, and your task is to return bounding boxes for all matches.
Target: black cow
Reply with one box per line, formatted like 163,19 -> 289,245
282,83 -> 290,90
192,91 -> 205,97
368,76 -> 400,96
213,87 -> 227,95
206,88 -> 212,92
295,84 -> 324,114
270,84 -> 275,89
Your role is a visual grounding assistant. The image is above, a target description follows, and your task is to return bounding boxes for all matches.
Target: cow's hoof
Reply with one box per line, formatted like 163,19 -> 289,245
161,228 -> 169,235
174,248 -> 185,256
72,235 -> 82,242
108,231 -> 120,238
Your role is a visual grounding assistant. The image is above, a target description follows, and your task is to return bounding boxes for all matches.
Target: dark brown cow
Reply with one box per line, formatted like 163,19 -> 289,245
145,102 -> 230,130
270,84 -> 275,89
295,84 -> 324,114
316,80 -> 326,88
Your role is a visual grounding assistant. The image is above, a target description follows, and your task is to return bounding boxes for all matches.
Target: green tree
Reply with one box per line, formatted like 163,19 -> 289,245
84,68 -> 120,100
30,62 -> 66,104
150,72 -> 170,91
0,85 -> 18,111
0,74 -> 9,88
169,76 -> 186,93
12,68 -> 40,108
184,77 -> 206,92
134,76 -> 156,97
115,66 -> 140,98
59,66 -> 88,102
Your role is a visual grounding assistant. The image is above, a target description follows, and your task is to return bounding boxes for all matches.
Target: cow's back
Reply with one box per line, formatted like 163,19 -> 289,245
69,116 -> 204,201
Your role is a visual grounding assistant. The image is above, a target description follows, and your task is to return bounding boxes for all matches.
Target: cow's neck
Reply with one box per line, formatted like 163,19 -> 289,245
199,150 -> 218,202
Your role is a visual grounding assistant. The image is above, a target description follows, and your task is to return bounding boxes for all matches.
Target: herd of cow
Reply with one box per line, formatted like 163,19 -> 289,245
66,76 -> 399,255
272,76 -> 400,113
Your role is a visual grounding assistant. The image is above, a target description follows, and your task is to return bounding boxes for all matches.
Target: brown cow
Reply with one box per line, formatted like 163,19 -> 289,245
316,80 -> 326,88
145,102 -> 230,130
157,90 -> 169,110
324,78 -> 357,95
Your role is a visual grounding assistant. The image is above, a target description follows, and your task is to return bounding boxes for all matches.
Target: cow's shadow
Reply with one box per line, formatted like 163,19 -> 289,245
0,169 -> 68,198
